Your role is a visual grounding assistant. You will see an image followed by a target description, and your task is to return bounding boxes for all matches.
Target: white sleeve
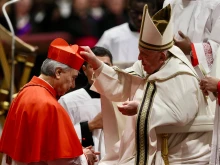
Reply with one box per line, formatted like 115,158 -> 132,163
151,74 -> 202,130
91,63 -> 144,102
163,0 -> 174,7
193,3 -> 220,73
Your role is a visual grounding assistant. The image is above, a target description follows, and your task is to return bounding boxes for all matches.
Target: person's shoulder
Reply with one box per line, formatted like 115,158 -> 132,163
17,86 -> 61,113
59,88 -> 90,102
166,0 -> 220,8
210,0 -> 220,9
100,23 -> 139,43
125,61 -> 146,77
103,23 -> 130,35
21,85 -> 54,101
163,0 -> 175,6
200,0 -> 220,9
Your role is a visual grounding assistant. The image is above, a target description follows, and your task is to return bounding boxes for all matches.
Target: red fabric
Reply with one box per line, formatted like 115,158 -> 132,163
48,38 -> 84,70
218,81 -> 220,105
0,76 -> 83,163
75,36 -> 98,48
191,43 -> 199,66
203,43 -> 213,68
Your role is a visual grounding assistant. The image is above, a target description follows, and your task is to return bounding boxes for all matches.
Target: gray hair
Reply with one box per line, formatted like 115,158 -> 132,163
41,58 -> 71,76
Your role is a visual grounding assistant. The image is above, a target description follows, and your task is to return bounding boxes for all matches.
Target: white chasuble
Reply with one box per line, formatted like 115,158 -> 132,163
92,46 -> 214,164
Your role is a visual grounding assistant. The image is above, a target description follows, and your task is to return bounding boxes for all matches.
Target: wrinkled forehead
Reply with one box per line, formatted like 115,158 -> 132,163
67,68 -> 79,76
139,46 -> 160,55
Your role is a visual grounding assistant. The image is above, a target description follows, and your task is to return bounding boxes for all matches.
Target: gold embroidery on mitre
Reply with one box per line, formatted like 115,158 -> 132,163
139,4 -> 173,51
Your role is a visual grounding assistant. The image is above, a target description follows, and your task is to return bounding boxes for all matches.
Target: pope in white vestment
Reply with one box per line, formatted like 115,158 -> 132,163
79,4 -> 214,165
92,47 -> 213,165
96,2 -> 220,160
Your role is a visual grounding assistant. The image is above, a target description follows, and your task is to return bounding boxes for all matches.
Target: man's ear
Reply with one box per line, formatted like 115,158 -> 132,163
55,68 -> 62,79
82,65 -> 87,76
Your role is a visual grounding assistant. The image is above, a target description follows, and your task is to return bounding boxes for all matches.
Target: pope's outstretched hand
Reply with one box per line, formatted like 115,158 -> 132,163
80,46 -> 102,70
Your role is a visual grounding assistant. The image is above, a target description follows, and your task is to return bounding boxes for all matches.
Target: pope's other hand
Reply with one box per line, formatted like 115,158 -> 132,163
117,100 -> 139,116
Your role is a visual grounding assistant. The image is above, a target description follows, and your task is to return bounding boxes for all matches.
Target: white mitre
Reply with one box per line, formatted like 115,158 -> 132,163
139,4 -> 174,51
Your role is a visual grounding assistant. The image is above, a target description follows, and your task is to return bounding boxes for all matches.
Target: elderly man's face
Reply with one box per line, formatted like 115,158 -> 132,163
54,68 -> 78,97
138,47 -> 166,74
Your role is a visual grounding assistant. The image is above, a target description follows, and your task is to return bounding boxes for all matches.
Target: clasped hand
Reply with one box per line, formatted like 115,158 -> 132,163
83,146 -> 100,165
200,76 -> 219,96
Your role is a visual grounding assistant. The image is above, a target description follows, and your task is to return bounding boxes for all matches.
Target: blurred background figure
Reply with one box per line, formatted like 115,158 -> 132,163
96,0 -> 163,67
164,0 -> 220,76
100,0 -> 128,32
0,0 -> 8,24
0,0 -> 129,80
0,0 -> 33,36
15,0 -> 33,35
30,0 -> 65,33
56,0 -> 72,19
89,0 -> 105,23
64,0 -> 100,48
